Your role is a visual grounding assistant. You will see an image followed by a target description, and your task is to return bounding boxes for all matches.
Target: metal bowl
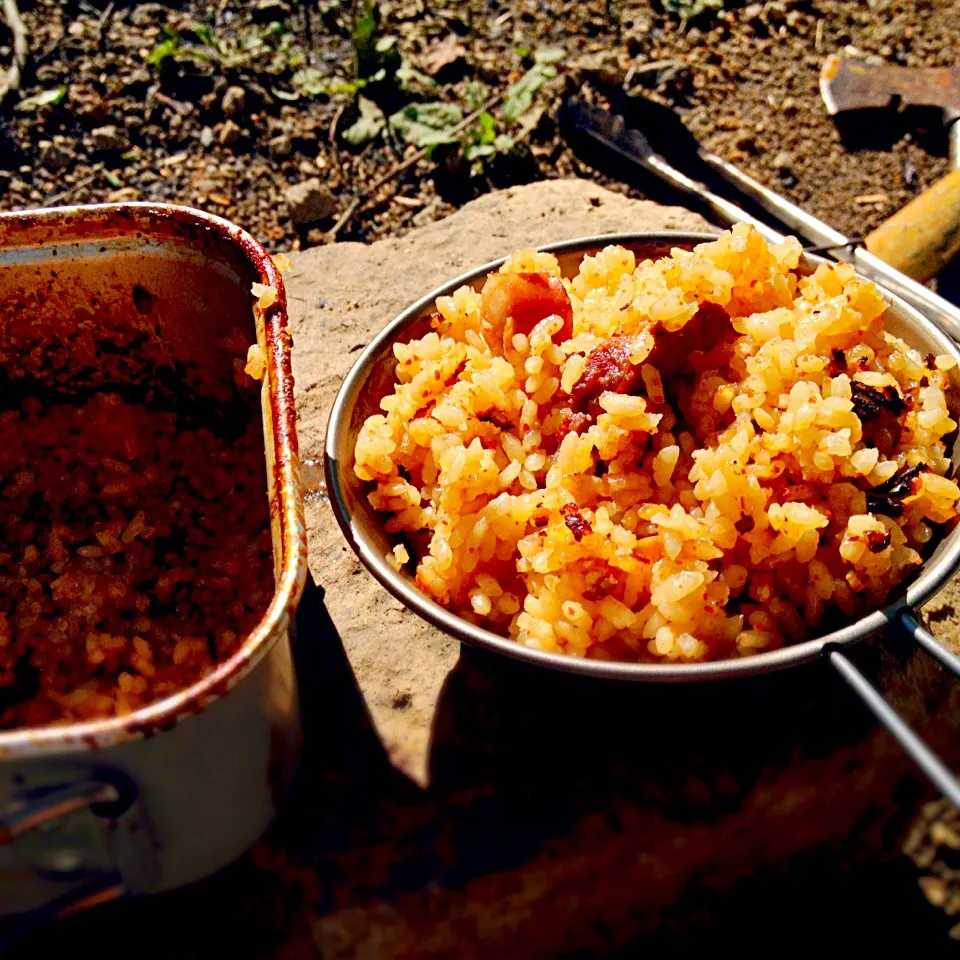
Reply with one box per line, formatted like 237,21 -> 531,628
325,232 -> 960,683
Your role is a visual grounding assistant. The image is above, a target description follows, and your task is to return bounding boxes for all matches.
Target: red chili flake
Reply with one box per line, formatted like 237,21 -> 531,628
561,503 -> 592,542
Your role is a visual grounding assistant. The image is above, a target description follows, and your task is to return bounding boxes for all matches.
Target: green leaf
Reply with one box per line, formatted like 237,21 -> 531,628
502,64 -> 554,123
240,30 -> 266,51
661,0 -> 723,20
514,46 -> 531,60
288,65 -> 384,99
342,96 -> 386,146
15,87 -> 67,111
396,59 -> 437,93
291,67 -> 354,96
463,142 -> 495,162
104,171 -> 123,189
271,87 -> 300,101
388,101 -> 463,148
463,80 -> 488,111
145,28 -> 180,68
475,111 -> 496,145
189,22 -> 218,50
534,47 -> 565,65
352,1 -> 379,74
353,10 -> 377,49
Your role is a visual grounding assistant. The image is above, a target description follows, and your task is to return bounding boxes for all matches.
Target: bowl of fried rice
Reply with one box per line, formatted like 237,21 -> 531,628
326,225 -> 960,680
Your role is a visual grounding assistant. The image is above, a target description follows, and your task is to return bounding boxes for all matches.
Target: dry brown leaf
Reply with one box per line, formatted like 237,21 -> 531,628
420,34 -> 467,77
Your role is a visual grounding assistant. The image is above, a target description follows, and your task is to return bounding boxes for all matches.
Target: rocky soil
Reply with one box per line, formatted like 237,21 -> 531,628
0,0 -> 957,252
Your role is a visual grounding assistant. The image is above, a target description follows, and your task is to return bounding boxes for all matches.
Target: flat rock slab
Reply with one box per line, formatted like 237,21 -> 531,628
37,179 -> 960,958
291,178 -> 713,779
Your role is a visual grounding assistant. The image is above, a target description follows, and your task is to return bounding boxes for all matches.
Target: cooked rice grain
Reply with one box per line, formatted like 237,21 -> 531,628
0,393 -> 274,727
355,225 -> 960,661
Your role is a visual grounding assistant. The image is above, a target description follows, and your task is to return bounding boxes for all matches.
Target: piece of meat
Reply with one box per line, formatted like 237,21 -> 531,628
569,336 -> 640,414
649,302 -> 732,378
479,271 -> 573,355
555,410 -> 592,442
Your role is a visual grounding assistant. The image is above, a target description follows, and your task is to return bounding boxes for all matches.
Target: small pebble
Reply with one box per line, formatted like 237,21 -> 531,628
221,86 -> 246,118
268,134 -> 293,159
772,150 -> 793,171
218,120 -> 242,147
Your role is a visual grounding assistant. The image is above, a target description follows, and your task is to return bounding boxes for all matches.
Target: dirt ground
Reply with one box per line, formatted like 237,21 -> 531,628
0,0 -> 957,252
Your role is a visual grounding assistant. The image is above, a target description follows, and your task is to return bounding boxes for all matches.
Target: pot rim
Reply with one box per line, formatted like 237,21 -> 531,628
325,230 -> 960,683
0,203 -> 308,753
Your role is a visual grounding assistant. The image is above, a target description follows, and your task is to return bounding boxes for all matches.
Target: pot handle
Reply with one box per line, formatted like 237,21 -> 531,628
826,608 -> 960,808
0,778 -> 122,845
0,874 -> 127,953
0,772 -> 157,940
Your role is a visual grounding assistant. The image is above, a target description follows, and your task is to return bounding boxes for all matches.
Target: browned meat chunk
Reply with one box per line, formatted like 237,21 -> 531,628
479,271 -> 573,355
555,410 -> 592,442
569,337 -> 639,413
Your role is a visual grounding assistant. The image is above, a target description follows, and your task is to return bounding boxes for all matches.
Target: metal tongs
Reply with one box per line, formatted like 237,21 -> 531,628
560,98 -> 960,342
561,97 -> 960,806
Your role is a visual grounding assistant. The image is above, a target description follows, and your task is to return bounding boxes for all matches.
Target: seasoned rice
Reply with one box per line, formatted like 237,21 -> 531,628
354,224 -> 960,662
0,392 -> 274,728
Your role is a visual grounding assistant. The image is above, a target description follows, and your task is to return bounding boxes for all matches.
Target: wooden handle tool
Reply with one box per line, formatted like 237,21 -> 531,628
865,166 -> 960,283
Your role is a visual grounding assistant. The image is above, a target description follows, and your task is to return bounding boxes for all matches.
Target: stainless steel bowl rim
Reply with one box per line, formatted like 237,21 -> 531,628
325,231 -> 960,682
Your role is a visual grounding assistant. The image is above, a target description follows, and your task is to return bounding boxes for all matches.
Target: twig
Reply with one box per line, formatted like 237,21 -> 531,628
0,0 -> 28,104
329,100 -> 347,147
97,1 -> 115,48
328,93 -> 503,239
43,172 -> 98,206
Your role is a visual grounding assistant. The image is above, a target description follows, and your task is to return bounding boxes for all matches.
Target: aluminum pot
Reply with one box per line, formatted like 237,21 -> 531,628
0,204 -> 308,920
326,232 -> 960,804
